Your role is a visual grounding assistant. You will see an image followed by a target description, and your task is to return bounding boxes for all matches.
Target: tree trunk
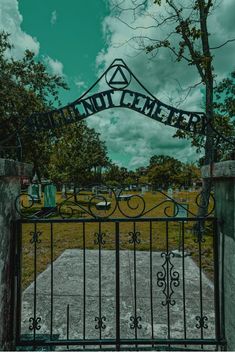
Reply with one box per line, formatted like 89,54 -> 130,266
198,0 -> 214,217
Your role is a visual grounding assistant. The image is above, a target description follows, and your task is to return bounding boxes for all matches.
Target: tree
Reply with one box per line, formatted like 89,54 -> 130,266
213,71 -> 235,160
147,154 -> 183,189
112,0 -> 235,213
48,121 -> 109,187
176,163 -> 201,188
0,31 -> 68,177
104,164 -> 129,185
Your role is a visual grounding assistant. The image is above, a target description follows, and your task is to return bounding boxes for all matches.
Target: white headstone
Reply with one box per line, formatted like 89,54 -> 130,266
167,188 -> 173,198
61,184 -> 66,199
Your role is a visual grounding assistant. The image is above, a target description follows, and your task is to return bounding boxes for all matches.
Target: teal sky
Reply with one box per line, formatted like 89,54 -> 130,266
19,0 -> 109,105
2,0 -> 234,169
18,0 -> 130,166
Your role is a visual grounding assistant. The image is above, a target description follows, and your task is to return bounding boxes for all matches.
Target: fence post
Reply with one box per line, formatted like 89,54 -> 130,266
0,158 -> 32,350
201,160 -> 235,350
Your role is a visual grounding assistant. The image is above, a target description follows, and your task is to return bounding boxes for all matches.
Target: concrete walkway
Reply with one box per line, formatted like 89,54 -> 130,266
21,249 -> 216,348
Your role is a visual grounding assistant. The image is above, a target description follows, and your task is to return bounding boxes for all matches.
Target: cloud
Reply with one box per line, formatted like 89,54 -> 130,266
50,10 -> 57,25
0,0 -> 40,58
89,0 -> 235,169
44,56 -> 64,76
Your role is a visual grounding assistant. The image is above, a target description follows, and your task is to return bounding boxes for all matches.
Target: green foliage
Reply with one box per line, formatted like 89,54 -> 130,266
103,154 -> 200,189
147,154 -> 200,188
48,121 -> 109,186
213,71 -> 235,159
0,31 -> 68,176
0,31 -> 110,184
104,164 -> 129,185
145,1 -> 235,163
173,71 -> 235,159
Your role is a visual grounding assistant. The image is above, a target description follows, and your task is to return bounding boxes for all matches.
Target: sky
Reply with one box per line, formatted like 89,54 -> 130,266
1,0 -> 235,169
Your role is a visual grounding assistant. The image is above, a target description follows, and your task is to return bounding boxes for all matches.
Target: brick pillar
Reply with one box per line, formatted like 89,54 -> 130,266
201,160 -> 235,350
0,158 -> 32,350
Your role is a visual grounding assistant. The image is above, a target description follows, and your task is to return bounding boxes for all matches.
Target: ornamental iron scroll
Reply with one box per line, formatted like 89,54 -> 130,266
29,317 -> 41,331
94,232 -> 106,245
130,316 -> 142,330
128,231 -> 141,244
196,315 -> 208,329
95,316 -> 106,330
30,230 -> 42,244
15,186 -> 215,220
157,251 -> 180,306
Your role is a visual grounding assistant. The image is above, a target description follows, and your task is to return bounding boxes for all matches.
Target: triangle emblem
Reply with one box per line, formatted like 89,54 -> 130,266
109,66 -> 129,86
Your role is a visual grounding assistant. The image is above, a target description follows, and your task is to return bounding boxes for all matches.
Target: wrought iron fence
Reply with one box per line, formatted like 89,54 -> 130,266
14,189 -> 225,350
15,187 -> 215,219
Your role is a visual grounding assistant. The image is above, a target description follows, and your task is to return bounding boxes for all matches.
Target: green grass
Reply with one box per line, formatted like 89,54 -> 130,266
20,191 -> 215,289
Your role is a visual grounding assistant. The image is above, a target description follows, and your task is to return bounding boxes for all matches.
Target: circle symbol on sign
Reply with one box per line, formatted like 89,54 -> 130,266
105,65 -> 131,89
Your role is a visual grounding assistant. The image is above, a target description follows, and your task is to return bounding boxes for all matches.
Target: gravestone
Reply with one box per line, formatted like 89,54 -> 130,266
28,172 -> 41,202
44,184 -> 57,208
28,183 -> 41,202
92,186 -> 98,195
61,184 -> 66,199
167,187 -> 173,199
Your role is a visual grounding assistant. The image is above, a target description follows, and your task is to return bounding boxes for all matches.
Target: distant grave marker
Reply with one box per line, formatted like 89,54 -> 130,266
141,186 -> 146,194
28,183 -> 41,203
44,184 -> 57,208
167,187 -> 173,199
61,184 -> 66,199
174,203 -> 189,218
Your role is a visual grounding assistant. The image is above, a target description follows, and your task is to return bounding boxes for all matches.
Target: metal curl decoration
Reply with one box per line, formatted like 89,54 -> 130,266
128,231 -> 141,244
87,190 -> 118,219
57,190 -> 94,219
94,232 -> 106,245
95,316 -> 106,330
29,317 -> 41,331
14,185 -> 215,220
195,191 -> 215,217
164,200 -> 179,218
157,251 -> 180,306
14,193 -> 35,218
117,193 -> 146,218
195,315 -> 208,329
130,316 -> 142,329
58,202 -> 76,219
30,230 -> 42,244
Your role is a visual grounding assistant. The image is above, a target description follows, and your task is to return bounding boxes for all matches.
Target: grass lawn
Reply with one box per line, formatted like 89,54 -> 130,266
20,190 -> 215,289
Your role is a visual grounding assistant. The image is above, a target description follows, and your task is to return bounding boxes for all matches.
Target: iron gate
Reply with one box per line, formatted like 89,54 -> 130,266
14,189 -> 225,351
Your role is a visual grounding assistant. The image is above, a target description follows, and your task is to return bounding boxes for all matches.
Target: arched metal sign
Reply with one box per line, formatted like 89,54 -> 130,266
26,59 -> 207,135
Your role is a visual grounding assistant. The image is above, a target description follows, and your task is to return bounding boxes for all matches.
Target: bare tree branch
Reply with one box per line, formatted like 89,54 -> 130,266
110,0 -> 147,14
113,16 -> 160,31
166,0 -> 206,81
210,38 -> 235,50
173,79 -> 204,106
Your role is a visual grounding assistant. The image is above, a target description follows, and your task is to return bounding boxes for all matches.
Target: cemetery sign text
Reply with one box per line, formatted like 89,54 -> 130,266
26,59 -> 207,135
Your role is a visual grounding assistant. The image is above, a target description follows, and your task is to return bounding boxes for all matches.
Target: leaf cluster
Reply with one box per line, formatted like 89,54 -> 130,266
48,121 -> 109,186
0,31 -> 68,167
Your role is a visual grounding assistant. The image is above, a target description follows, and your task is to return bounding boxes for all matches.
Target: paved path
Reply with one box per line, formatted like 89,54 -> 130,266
21,249 -> 215,349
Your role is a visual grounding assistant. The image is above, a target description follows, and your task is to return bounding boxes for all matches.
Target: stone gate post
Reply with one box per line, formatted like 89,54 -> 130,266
201,160 -> 235,351
0,158 -> 32,350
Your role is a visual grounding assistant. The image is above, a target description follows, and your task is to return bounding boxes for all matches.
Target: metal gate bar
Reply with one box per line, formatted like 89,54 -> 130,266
15,216 -> 225,351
